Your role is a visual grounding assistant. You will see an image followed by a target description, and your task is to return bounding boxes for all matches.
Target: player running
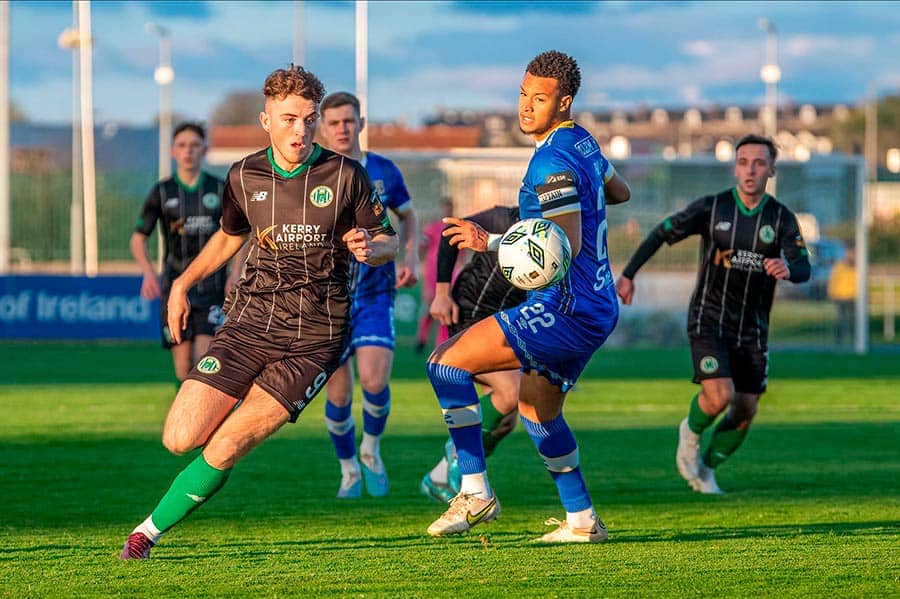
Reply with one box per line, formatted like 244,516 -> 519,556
616,134 -> 810,494
120,65 -> 397,559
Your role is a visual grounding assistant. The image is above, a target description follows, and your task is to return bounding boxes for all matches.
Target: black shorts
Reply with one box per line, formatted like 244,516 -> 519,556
689,335 -> 769,394
160,289 -> 224,349
185,322 -> 347,423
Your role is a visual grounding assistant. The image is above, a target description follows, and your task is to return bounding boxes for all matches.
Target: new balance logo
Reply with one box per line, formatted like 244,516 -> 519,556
251,191 -> 268,202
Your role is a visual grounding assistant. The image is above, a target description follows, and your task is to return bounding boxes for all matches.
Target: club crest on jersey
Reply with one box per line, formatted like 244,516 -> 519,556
196,356 -> 221,374
309,185 -> 334,208
202,193 -> 220,210
759,225 -> 775,243
699,356 -> 719,374
372,180 -> 386,195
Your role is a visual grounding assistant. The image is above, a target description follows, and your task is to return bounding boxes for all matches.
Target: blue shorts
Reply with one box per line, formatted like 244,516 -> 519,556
494,299 -> 617,392
340,291 -> 396,364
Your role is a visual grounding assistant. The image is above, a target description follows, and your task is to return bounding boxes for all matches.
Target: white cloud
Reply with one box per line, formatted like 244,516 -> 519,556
682,40 -> 716,57
784,34 -> 875,58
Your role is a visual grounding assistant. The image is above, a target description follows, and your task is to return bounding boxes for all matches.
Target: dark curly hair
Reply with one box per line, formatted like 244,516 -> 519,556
525,50 -> 581,99
263,64 -> 326,104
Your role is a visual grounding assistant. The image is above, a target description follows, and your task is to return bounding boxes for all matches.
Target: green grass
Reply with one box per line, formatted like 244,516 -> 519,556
0,344 -> 898,598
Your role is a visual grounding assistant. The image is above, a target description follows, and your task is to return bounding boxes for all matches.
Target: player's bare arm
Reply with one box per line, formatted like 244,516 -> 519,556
549,211 -> 582,257
605,173 -> 631,205
393,206 -> 419,288
429,282 -> 459,326
168,230 -> 248,344
441,217 -> 489,252
129,232 -> 161,300
343,228 -> 399,267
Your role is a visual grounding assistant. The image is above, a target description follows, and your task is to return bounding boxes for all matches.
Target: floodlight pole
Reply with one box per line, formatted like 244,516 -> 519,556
355,0 -> 368,151
293,1 -> 305,66
0,2 -> 9,274
78,0 -> 98,277
147,22 -> 173,271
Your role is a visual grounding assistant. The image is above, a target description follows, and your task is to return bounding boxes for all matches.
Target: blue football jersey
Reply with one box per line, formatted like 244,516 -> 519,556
351,151 -> 412,299
518,121 -> 618,326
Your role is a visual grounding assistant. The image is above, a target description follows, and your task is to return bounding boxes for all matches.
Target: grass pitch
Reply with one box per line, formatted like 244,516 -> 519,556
0,343 -> 898,598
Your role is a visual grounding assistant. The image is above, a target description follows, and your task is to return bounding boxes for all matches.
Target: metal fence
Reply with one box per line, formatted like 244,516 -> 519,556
7,148 -> 896,351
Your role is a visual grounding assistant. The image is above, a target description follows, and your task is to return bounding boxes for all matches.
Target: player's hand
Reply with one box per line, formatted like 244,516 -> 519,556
166,284 -> 190,345
140,273 -> 161,300
343,227 -> 373,262
430,293 -> 459,326
442,217 -> 489,252
616,276 -> 635,305
395,264 -> 419,288
764,257 -> 791,280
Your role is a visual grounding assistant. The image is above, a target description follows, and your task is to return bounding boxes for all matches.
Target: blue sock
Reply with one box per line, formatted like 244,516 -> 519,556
521,414 -> 591,512
425,362 -> 485,474
362,387 -> 391,436
324,400 -> 356,460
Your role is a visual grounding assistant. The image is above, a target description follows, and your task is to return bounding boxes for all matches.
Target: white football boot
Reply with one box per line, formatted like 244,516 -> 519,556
676,417 -> 701,484
426,492 -> 500,536
690,463 -> 724,495
534,517 -> 609,544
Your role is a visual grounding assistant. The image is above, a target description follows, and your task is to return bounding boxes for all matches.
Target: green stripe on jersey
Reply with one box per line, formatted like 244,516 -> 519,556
267,145 -> 322,178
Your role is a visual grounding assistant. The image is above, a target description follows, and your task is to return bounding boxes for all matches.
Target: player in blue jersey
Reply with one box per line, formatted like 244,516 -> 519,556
424,50 -> 630,543
318,92 -> 419,498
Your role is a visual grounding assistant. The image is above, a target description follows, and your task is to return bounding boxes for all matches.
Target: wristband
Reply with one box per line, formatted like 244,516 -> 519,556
487,233 -> 502,252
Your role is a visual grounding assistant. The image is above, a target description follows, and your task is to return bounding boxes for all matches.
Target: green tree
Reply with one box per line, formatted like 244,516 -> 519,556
210,91 -> 262,125
830,94 -> 900,164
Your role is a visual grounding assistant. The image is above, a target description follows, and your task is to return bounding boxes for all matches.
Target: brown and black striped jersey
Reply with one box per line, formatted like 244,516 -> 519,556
221,145 -> 395,339
624,188 -> 811,348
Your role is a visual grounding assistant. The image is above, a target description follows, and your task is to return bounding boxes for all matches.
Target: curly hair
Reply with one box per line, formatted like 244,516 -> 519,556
525,50 -> 581,99
262,64 -> 326,104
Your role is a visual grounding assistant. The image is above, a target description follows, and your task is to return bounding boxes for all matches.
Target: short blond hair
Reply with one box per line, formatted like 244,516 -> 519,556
262,64 -> 326,104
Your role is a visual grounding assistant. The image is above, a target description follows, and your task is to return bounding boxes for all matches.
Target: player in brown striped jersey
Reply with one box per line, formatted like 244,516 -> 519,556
120,65 -> 397,560
616,134 -> 810,494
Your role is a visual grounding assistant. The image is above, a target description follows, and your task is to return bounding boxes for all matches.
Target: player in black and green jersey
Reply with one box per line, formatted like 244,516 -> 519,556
130,122 -> 238,389
120,65 -> 397,560
616,134 -> 810,494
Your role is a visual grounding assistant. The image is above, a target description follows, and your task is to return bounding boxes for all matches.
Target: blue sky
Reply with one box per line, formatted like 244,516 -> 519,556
8,1 -> 900,126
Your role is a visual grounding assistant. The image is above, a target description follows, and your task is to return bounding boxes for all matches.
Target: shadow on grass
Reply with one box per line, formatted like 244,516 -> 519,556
2,421 -> 897,538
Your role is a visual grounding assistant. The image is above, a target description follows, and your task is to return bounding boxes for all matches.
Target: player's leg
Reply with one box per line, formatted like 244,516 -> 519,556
355,345 -> 393,497
122,380 -> 242,559
517,371 -> 607,543
170,342 -> 193,386
425,317 -> 518,535
678,336 -> 734,484
695,346 -> 767,493
324,361 -> 361,498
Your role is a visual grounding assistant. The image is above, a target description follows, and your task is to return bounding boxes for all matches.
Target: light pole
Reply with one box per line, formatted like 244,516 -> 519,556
355,0 -> 368,151
758,18 -> 780,140
58,5 -> 84,274
0,2 -> 9,274
293,1 -> 305,66
146,23 -> 173,181
147,22 -> 173,270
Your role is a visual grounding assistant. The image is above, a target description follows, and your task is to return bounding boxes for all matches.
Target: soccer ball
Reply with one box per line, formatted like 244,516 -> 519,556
497,218 -> 571,291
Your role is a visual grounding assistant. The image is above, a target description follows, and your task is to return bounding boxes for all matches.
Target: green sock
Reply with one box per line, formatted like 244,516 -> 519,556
702,419 -> 749,468
687,393 -> 716,434
150,453 -> 231,533
480,393 -> 506,458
